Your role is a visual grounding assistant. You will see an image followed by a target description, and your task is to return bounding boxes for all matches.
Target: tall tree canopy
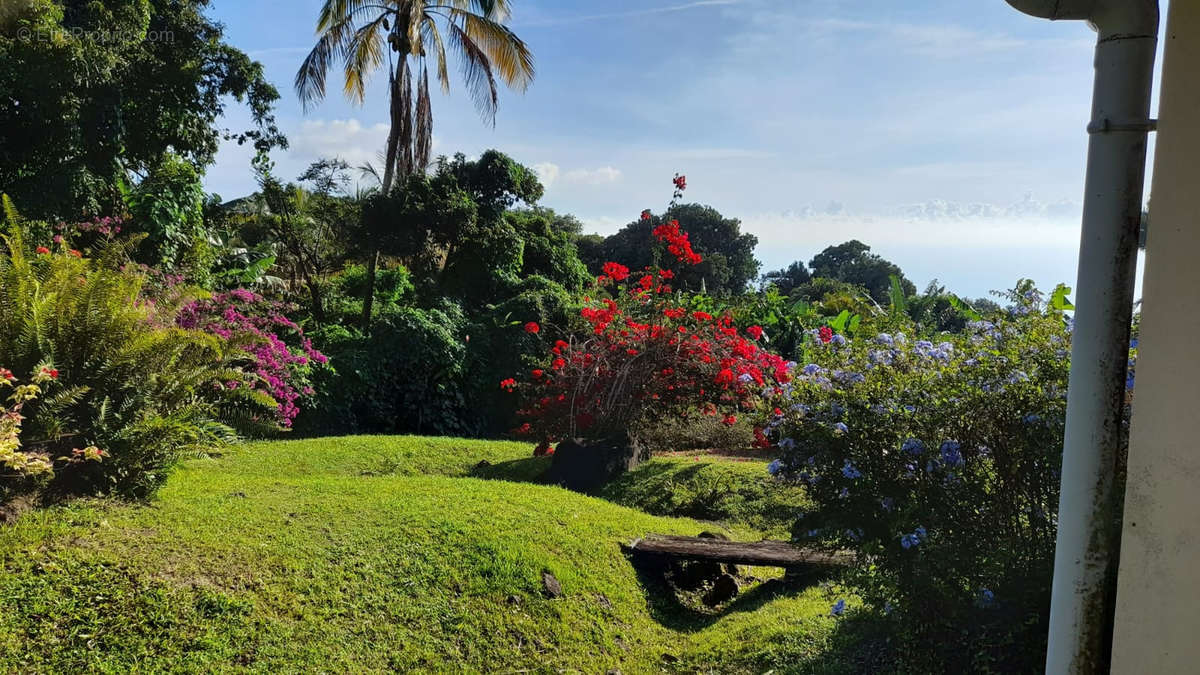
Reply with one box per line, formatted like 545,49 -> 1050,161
296,0 -> 535,327
761,260 -> 812,295
808,240 -> 916,305
0,0 -> 285,219
591,204 -> 760,296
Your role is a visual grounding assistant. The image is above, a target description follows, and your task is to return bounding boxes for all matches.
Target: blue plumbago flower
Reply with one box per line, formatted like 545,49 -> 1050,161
870,404 -> 886,415
833,422 -> 849,434
880,497 -> 895,512
841,460 -> 862,479
791,403 -> 810,414
844,528 -> 862,542
831,334 -> 847,346
901,438 -> 925,455
900,533 -> 920,549
1126,371 -> 1135,391
976,588 -> 996,608
802,363 -> 823,376
778,437 -> 796,451
964,358 -> 978,367
882,601 -> 894,616
940,441 -> 964,467
876,333 -> 894,346
838,487 -> 850,498
904,462 -> 917,478
902,404 -> 915,414
894,333 -> 908,345
831,599 -> 847,616
916,340 -> 934,350
914,526 -> 927,540
925,460 -> 938,473
1130,338 -> 1139,350
1023,413 -> 1041,425
1008,370 -> 1030,384
807,528 -> 821,537
767,459 -> 783,476
869,350 -> 894,366
977,445 -> 992,458
785,361 -> 798,371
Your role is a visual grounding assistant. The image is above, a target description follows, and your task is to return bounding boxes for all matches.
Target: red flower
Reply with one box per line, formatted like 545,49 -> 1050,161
515,422 -> 532,435
603,261 -> 630,282
640,209 -> 652,221
40,367 -> 58,379
746,325 -> 764,341
552,357 -> 567,370
531,369 -> 545,379
722,414 -> 738,426
524,322 -> 540,334
819,326 -> 834,344
752,428 -> 771,448
36,246 -> 50,255
663,307 -> 686,320
0,368 -> 13,380
692,311 -> 713,322
715,368 -> 735,386
658,269 -> 675,280
673,174 -> 687,191
68,249 -> 82,258
500,378 -> 518,392
534,441 -> 554,457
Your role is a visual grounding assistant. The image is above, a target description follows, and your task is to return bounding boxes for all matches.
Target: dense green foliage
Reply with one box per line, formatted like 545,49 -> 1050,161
0,0 -> 285,219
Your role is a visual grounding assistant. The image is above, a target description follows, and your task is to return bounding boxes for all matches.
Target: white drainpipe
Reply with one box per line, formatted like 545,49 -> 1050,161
1004,0 -> 1158,672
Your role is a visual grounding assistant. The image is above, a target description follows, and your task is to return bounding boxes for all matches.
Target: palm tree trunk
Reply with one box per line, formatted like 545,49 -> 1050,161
362,64 -> 406,333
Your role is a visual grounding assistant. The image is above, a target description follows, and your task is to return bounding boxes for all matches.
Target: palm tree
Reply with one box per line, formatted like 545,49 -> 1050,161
296,0 -> 534,329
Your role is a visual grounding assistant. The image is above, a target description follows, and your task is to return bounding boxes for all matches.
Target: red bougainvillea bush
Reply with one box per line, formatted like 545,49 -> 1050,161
178,289 -> 328,427
507,190 -> 794,453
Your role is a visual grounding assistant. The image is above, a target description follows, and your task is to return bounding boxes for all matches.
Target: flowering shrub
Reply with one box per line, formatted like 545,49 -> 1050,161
1,208 -> 279,499
1,366 -> 105,480
510,204 -> 792,447
178,289 -> 327,427
765,284 -> 1080,668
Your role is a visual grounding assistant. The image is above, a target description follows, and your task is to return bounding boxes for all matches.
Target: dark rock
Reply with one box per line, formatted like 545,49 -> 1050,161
228,491 -> 246,498
541,571 -> 562,598
543,433 -> 649,493
472,459 -> 492,472
594,593 -> 613,610
703,573 -> 740,606
506,594 -> 522,606
697,531 -> 730,540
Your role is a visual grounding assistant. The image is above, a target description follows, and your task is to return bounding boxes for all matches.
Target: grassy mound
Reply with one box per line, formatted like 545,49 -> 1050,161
0,435 -> 858,673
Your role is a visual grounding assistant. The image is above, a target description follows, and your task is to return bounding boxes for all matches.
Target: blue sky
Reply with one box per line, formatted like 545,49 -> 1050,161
204,0 -> 1167,299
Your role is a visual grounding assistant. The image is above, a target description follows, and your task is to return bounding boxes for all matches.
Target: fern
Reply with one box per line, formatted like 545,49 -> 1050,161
0,201 -> 279,498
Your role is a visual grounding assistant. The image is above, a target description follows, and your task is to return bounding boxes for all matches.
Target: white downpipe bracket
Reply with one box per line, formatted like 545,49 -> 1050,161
1004,0 -> 1159,673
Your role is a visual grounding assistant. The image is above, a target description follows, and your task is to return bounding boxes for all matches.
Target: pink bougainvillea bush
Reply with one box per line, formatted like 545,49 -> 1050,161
178,289 -> 327,427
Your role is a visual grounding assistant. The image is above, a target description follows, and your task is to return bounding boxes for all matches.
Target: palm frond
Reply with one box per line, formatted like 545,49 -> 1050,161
446,21 -> 500,124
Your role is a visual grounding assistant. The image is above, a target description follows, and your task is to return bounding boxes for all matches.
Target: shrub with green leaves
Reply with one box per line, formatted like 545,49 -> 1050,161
1,201 -> 277,499
766,283 -> 1083,670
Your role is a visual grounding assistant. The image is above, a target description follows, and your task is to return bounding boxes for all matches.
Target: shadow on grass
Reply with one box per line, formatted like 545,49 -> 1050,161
629,553 -> 846,633
469,456 -> 552,483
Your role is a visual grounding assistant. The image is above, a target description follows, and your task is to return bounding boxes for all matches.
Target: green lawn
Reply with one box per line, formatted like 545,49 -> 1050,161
0,435 -> 863,673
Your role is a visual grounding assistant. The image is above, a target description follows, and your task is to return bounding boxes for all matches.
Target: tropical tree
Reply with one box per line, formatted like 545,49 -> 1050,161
295,0 -> 535,329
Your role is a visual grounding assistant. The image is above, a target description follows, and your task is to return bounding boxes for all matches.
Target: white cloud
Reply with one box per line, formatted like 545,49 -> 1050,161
533,162 -> 560,188
564,166 -> 623,185
290,118 -> 391,170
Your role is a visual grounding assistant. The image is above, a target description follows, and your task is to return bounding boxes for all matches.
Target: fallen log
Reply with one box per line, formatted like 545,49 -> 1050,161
627,534 -> 852,569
